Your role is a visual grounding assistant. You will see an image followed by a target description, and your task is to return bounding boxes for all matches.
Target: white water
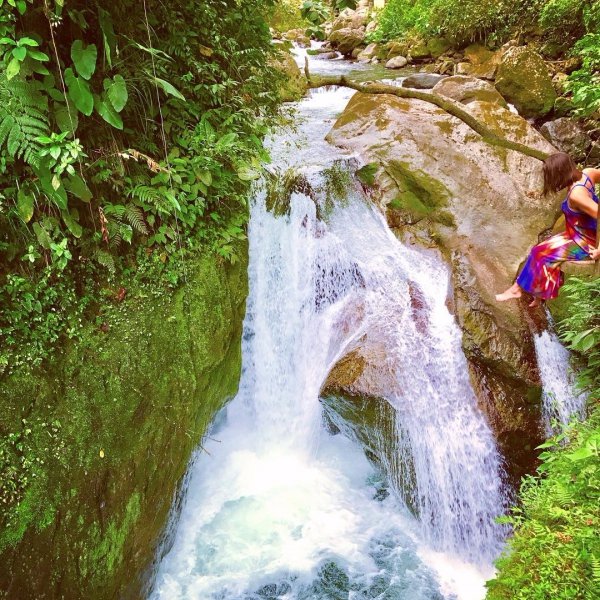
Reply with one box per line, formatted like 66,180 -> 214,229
534,327 -> 586,435
150,59 -> 507,600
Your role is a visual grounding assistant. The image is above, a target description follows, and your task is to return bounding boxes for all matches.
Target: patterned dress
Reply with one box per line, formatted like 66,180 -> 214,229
516,174 -> 598,300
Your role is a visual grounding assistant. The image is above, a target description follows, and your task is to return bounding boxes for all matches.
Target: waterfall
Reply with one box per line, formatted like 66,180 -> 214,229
534,327 -> 586,435
149,85 -> 506,600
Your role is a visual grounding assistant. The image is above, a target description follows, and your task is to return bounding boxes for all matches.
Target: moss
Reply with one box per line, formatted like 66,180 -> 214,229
0,244 -> 248,599
384,160 -> 453,226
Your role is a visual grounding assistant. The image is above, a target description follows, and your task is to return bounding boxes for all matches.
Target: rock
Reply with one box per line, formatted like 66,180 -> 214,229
436,58 -> 455,75
464,42 -> 494,65
495,46 -> 557,118
331,7 -> 368,33
432,75 -> 508,108
540,118 -> 592,161
402,73 -> 446,89
387,41 -> 408,59
385,55 -> 408,69
427,37 -> 452,58
455,62 -> 473,76
552,72 -> 569,93
589,141 -> 600,162
409,42 -> 431,60
421,63 -> 439,74
326,92 -> 558,479
329,27 -> 366,55
282,28 -> 310,47
351,46 -> 364,59
272,50 -> 307,102
357,42 -> 378,62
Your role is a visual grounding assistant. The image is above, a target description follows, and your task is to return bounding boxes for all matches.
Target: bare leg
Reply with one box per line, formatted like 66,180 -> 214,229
529,297 -> 542,308
495,282 -> 522,302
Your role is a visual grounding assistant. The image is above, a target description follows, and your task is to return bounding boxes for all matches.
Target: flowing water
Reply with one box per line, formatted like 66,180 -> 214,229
149,52 -> 510,600
534,315 -> 586,435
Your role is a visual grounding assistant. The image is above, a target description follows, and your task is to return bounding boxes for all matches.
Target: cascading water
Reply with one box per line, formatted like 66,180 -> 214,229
534,321 -> 586,435
149,60 -> 507,600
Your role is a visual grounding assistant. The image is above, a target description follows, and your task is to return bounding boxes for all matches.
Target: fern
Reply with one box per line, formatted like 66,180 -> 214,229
0,76 -> 49,166
124,205 -> 149,235
95,249 -> 116,273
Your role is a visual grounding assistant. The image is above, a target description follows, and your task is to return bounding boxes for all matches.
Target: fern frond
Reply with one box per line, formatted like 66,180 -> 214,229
124,205 -> 149,235
0,76 -> 49,166
95,249 -> 116,273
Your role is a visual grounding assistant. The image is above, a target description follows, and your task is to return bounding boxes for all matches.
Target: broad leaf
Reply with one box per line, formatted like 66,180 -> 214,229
33,222 -> 51,249
54,101 -> 79,134
17,189 -> 34,222
151,77 -> 186,101
71,40 -> 97,80
6,56 -> 21,80
65,67 -> 93,116
61,211 -> 83,238
95,95 -> 123,129
65,173 -> 92,202
107,75 -> 128,112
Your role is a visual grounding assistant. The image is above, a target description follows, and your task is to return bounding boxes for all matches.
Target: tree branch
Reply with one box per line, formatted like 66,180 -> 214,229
306,70 -> 550,162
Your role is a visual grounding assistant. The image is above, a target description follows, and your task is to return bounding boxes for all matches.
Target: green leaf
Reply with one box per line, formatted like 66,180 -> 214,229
98,7 -> 116,69
18,37 -> 38,47
71,40 -> 97,80
33,222 -> 51,249
151,77 -> 186,101
54,101 -> 79,134
65,67 -> 93,116
6,57 -> 21,80
95,95 -> 123,130
64,173 -> 92,202
198,170 -> 212,186
27,50 -> 49,62
16,189 -> 34,222
38,170 -> 68,210
61,211 -> 82,238
107,75 -> 128,112
12,46 -> 26,61
237,166 -> 260,181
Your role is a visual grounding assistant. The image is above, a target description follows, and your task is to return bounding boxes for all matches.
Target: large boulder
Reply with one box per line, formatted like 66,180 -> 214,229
540,117 -> 592,161
282,28 -> 310,47
331,7 -> 368,33
272,50 -> 307,102
326,91 -> 559,479
432,75 -> 508,108
402,73 -> 446,89
495,46 -> 557,118
329,27 -> 366,55
387,41 -> 408,59
427,37 -> 452,58
385,55 -> 408,69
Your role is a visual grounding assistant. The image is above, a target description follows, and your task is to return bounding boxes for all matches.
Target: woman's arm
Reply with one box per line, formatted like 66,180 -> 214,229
583,167 -> 600,185
570,185 -> 598,219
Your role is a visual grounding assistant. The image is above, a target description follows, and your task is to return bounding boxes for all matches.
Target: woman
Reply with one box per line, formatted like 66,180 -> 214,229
496,152 -> 600,307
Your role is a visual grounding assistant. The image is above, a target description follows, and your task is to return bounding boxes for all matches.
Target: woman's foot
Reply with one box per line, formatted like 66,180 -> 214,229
529,298 -> 542,308
495,283 -> 522,302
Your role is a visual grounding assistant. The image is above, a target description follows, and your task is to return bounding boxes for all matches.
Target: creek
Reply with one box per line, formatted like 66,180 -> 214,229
148,48 -> 583,600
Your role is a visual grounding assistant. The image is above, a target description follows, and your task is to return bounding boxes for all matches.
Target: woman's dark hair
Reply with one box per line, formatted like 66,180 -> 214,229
543,152 -> 582,195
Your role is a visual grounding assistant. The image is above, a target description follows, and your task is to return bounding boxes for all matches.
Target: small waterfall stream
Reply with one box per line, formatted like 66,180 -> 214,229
149,67 -> 509,599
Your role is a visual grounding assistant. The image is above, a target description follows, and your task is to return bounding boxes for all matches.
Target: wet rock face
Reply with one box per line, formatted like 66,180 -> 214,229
326,90 -> 558,479
272,48 -> 308,102
432,75 -> 508,108
495,46 -> 557,118
540,118 -> 592,161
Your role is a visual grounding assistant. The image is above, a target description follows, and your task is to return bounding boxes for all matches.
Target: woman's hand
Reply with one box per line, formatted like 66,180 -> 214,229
590,247 -> 600,260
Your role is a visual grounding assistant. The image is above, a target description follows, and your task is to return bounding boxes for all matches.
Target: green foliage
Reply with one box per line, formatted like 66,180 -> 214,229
486,276 -> 600,600
0,0 -> 282,371
567,34 -> 600,116
301,0 -> 330,26
268,0 -> 307,32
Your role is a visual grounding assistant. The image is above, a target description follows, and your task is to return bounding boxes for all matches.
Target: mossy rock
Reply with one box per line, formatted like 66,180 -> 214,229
495,46 -> 557,119
0,246 -> 248,599
427,37 -> 451,59
272,50 -> 307,102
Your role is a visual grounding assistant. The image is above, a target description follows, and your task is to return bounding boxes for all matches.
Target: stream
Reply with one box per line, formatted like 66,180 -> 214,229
148,48 -> 585,600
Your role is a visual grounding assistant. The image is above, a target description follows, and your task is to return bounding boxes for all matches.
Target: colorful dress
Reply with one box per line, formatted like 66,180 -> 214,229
516,174 -> 598,300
